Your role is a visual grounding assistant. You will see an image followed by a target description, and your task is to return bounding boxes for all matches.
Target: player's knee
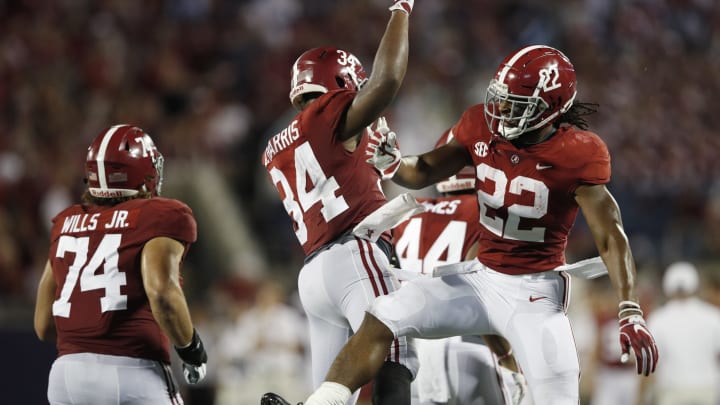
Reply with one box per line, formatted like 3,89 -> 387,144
363,312 -> 394,343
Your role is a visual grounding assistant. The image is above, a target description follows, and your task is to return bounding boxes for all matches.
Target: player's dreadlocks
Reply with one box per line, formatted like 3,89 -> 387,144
555,102 -> 598,130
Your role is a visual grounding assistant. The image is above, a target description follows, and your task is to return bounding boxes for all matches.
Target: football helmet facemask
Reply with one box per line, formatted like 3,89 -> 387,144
85,124 -> 164,198
434,129 -> 476,194
289,47 -> 368,110
485,45 -> 577,140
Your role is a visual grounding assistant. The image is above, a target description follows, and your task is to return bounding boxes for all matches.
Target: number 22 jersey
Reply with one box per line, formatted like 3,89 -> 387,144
452,103 -> 611,275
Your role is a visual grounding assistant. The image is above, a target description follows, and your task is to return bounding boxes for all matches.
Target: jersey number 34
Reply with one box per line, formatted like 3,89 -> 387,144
269,142 -> 349,244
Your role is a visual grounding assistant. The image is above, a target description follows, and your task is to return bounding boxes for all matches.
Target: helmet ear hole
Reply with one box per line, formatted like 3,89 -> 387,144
335,76 -> 346,89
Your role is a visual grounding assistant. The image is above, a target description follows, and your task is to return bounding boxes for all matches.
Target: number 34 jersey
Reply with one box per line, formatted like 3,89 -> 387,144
261,89 -> 388,256
48,197 -> 197,364
453,104 -> 611,275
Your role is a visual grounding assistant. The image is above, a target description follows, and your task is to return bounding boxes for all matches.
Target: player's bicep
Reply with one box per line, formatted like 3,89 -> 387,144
34,260 -> 57,342
141,236 -> 185,298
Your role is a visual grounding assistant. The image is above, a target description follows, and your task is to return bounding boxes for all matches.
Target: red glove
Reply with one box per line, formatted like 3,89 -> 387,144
618,302 -> 659,376
389,0 -> 414,15
366,117 -> 402,180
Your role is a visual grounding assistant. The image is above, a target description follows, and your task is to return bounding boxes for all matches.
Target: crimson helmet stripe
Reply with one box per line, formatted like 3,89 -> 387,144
496,44 -> 546,82
94,124 -> 125,190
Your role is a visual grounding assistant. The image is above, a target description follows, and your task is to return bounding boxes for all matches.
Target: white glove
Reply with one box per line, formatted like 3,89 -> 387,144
174,329 -> 208,384
365,117 -> 402,180
389,0 -> 414,15
182,362 -> 207,384
510,371 -> 527,405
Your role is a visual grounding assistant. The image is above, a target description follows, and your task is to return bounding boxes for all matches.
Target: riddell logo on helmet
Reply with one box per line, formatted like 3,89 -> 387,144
91,189 -> 127,198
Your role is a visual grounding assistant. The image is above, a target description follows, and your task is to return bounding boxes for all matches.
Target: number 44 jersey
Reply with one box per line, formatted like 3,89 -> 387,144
393,194 -> 481,276
261,89 -> 388,255
48,197 -> 197,364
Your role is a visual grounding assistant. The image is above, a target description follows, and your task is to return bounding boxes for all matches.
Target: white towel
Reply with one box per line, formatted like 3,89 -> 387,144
554,256 -> 607,279
352,193 -> 425,242
414,338 -> 452,403
430,256 -> 607,279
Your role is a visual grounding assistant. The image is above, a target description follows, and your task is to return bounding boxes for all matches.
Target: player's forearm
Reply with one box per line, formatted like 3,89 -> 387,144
600,225 -> 639,303
148,285 -> 195,347
393,156 -> 440,189
369,11 -> 409,94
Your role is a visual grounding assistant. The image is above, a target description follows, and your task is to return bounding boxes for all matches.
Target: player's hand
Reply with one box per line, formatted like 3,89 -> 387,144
366,117 -> 402,180
174,329 -> 208,384
510,371 -> 527,405
389,0 -> 414,15
618,303 -> 658,376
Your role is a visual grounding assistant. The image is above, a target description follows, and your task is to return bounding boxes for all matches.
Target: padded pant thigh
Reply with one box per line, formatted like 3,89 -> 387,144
369,274 -> 492,339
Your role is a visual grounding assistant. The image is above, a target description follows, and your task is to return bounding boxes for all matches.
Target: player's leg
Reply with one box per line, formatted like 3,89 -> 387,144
48,353 -> 184,405
339,237 -> 414,405
309,272 -> 492,405
298,248 -> 361,405
502,272 -> 580,405
300,237 -> 414,404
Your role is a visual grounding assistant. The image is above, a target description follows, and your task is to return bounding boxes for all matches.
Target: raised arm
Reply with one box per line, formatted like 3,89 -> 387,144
575,184 -> 658,376
341,2 -> 412,139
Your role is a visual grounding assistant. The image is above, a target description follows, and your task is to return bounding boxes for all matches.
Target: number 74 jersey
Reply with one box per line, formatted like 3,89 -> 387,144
48,197 -> 197,364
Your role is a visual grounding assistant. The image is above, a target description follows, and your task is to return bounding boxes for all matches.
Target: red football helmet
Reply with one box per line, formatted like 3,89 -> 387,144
484,45 -> 577,140
289,47 -> 368,109
434,129 -> 476,194
85,125 -> 164,198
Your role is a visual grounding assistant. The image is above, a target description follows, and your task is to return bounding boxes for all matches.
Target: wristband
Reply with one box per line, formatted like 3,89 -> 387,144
174,329 -> 207,366
389,0 -> 413,15
618,300 -> 643,318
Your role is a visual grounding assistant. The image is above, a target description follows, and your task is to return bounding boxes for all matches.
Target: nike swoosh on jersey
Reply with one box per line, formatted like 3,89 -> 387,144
536,163 -> 552,170
529,295 -> 547,302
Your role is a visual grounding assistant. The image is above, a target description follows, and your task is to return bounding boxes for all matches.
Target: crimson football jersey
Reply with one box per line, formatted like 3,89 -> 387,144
453,104 -> 611,275
393,194 -> 481,275
262,89 -> 388,255
48,197 -> 197,364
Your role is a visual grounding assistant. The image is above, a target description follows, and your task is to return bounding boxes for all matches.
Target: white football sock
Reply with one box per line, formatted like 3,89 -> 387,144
304,382 -> 352,405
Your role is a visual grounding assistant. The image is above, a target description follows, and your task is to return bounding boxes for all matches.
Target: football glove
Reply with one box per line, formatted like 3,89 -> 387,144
174,329 -> 208,384
510,371 -> 527,405
618,301 -> 658,376
366,117 -> 402,180
389,0 -> 414,15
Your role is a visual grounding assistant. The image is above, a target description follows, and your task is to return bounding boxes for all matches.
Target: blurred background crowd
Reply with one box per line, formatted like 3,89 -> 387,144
1,0 -> 719,404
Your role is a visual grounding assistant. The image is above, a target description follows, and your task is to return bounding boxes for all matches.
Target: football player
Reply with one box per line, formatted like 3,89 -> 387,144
34,125 -> 207,405
259,1 -> 416,405
295,45 -> 659,405
393,129 -> 528,405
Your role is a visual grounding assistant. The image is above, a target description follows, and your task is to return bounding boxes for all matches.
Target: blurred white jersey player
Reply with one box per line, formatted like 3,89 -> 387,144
392,130 -> 529,405
640,262 -> 720,405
